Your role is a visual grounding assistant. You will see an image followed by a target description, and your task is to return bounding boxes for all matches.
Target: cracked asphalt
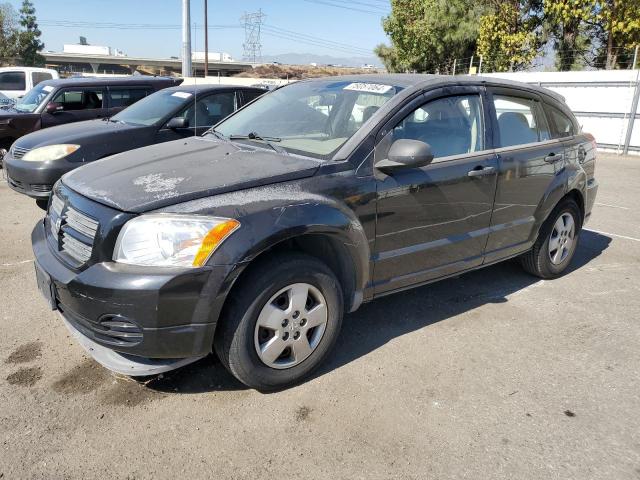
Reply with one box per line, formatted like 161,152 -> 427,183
0,154 -> 639,479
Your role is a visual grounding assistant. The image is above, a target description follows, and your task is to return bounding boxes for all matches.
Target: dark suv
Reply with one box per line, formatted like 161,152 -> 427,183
0,75 -> 182,164
4,84 -> 264,206
31,75 -> 598,390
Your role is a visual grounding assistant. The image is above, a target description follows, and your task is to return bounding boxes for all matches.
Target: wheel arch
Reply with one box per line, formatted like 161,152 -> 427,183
565,188 -> 585,224
224,229 -> 366,316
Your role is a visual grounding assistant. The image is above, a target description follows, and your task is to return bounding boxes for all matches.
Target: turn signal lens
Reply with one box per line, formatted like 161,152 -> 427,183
192,219 -> 240,267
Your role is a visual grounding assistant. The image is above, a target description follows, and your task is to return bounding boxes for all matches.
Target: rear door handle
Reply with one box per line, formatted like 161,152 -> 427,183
468,166 -> 496,177
544,152 -> 564,163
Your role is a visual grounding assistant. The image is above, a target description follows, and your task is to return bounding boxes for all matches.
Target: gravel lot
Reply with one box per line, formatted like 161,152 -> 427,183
1,154 -> 639,480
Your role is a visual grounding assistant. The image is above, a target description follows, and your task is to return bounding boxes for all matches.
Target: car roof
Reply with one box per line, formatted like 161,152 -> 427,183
304,74 -> 566,104
163,84 -> 265,94
36,75 -> 179,88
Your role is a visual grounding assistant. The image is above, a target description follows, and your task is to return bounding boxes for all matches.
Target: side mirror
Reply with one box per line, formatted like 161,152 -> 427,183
45,102 -> 63,114
166,117 -> 188,129
375,139 -> 434,172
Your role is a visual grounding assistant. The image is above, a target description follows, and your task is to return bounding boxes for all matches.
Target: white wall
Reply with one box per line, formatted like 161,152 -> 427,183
483,70 -> 640,154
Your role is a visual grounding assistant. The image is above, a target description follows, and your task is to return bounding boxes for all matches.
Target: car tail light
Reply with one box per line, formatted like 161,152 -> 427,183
585,133 -> 597,153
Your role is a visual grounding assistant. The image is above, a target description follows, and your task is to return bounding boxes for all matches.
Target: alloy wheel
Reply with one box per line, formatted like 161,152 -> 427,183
548,212 -> 576,265
254,283 -> 328,369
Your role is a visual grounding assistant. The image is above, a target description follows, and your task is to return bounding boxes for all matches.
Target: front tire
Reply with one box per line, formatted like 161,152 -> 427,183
520,198 -> 581,279
214,252 -> 343,391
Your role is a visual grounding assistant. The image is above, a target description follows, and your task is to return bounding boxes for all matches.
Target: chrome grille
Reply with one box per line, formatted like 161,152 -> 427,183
65,206 -> 99,239
61,233 -> 93,263
48,192 -> 99,265
11,146 -> 30,159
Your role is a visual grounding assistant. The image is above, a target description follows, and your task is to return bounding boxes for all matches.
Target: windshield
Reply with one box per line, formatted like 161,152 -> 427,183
14,83 -> 53,113
215,80 -> 400,159
112,89 -> 191,126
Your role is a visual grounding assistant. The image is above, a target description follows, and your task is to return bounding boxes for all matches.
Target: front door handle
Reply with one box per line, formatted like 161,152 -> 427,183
544,152 -> 564,163
468,166 -> 496,177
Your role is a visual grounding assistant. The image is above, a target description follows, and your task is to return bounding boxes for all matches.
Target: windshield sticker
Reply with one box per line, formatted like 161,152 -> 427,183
344,82 -> 393,94
42,85 -> 54,92
171,91 -> 192,99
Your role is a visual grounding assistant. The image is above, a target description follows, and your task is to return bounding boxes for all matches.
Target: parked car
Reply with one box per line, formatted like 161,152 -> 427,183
31,75 -> 598,390
4,84 -> 266,207
0,75 -> 182,166
0,66 -> 58,106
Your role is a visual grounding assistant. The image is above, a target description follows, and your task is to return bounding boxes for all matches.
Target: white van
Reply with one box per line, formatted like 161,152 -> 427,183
0,67 -> 59,106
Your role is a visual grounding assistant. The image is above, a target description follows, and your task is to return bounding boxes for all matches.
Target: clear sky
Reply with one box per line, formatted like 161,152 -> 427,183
4,0 -> 390,60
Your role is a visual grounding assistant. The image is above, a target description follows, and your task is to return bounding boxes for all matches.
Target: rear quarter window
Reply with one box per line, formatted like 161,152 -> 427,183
546,104 -> 576,138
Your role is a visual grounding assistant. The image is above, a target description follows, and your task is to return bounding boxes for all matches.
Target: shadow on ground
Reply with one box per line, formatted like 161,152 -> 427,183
146,230 -> 611,394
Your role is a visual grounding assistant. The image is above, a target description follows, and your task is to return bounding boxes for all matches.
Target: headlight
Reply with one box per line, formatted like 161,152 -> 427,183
113,214 -> 240,267
21,144 -> 80,162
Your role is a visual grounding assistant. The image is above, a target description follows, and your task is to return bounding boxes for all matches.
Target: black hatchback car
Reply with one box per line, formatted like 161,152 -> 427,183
0,75 -> 182,164
4,84 -> 265,206
32,75 -> 598,390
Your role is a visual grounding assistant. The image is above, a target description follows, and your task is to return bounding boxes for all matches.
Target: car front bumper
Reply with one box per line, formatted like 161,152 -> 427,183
32,219 -> 238,373
4,151 -> 74,199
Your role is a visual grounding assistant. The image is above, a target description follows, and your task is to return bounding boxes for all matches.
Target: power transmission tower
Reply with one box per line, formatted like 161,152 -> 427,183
240,9 -> 265,63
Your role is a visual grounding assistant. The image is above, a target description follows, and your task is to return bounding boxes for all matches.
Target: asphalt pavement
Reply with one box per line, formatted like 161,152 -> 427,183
0,153 -> 638,479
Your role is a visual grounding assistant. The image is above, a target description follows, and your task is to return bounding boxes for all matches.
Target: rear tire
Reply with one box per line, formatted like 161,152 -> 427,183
214,252 -> 343,391
520,198 -> 581,279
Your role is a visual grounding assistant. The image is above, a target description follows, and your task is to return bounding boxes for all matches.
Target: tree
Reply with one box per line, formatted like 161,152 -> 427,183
374,43 -> 401,72
544,0 -> 593,71
376,0 -> 485,73
595,0 -> 640,69
477,0 -> 544,72
0,2 -> 18,63
17,0 -> 44,66
545,0 -> 640,70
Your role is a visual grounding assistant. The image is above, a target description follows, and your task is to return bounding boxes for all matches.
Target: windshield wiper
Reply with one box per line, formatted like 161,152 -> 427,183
205,129 -> 228,141
228,132 -> 287,155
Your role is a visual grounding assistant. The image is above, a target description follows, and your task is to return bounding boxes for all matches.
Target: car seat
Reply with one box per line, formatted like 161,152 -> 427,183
498,112 -> 537,147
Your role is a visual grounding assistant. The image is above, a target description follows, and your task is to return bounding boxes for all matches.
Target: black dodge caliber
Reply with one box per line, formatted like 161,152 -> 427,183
32,75 -> 599,390
5,84 -> 265,207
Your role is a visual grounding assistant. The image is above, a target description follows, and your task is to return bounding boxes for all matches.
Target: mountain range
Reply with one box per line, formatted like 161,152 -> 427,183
261,52 -> 382,68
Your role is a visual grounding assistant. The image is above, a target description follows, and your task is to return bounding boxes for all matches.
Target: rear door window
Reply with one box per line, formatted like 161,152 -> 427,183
0,71 -> 26,91
493,95 -> 549,147
391,94 -> 485,159
547,105 -> 575,138
108,88 -> 152,108
241,89 -> 265,104
52,88 -> 104,111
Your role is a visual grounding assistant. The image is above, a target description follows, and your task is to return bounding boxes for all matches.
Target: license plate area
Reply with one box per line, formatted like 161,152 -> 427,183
34,261 -> 57,310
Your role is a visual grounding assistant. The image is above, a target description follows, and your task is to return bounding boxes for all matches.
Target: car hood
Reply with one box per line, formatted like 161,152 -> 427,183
15,119 -> 142,149
62,137 -> 322,213
0,107 -> 27,117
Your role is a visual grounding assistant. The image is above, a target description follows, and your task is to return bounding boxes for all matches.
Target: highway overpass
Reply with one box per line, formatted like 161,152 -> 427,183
43,52 -> 253,76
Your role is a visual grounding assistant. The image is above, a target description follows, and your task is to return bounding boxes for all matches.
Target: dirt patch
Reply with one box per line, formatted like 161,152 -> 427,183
295,406 -> 312,422
51,358 -> 111,395
5,341 -> 42,364
100,378 -> 165,407
7,366 -> 43,387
